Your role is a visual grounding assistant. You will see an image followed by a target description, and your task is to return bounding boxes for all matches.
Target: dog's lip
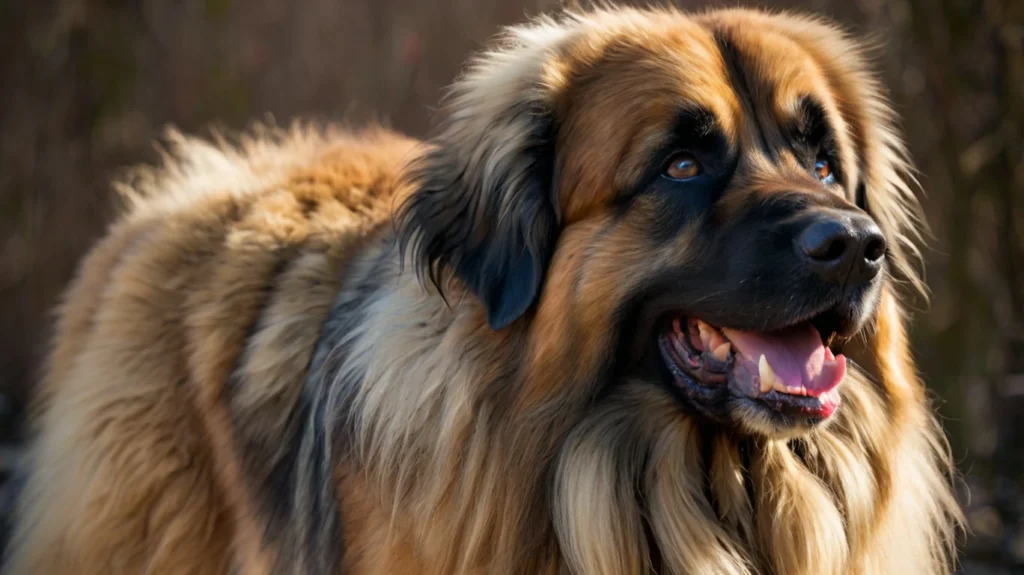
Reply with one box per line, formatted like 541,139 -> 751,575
630,291 -> 863,361
657,311 -> 846,421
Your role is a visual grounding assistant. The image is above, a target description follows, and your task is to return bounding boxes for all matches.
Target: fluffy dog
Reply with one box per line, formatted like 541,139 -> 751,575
4,6 -> 962,575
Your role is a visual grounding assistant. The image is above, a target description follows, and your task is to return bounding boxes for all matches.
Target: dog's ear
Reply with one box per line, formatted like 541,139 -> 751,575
852,69 -> 931,397
398,22 -> 572,330
775,18 -> 929,393
855,124 -> 929,398
831,41 -> 930,398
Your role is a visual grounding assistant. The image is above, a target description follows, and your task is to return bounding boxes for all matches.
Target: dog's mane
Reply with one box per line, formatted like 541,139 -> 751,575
303,7 -> 961,574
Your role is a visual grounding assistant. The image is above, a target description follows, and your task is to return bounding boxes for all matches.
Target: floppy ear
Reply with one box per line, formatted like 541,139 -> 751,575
398,21 -> 572,330
854,77 -> 931,396
774,17 -> 929,393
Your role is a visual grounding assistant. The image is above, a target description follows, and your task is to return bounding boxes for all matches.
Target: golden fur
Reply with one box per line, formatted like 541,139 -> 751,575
5,6 -> 961,575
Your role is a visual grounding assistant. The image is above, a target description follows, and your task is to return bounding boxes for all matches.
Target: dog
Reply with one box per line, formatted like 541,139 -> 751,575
3,6 -> 962,574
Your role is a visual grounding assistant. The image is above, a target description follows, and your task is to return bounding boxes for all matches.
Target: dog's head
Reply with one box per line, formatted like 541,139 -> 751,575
399,7 -> 923,438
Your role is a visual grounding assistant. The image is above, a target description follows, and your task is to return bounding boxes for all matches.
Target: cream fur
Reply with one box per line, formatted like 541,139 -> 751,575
4,6 -> 962,575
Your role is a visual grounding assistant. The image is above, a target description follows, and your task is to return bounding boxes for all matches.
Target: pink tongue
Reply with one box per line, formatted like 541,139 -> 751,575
721,323 -> 845,396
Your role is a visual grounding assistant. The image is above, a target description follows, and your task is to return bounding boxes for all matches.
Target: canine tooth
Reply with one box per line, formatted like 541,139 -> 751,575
758,355 -> 775,393
697,321 -> 714,350
774,381 -> 806,396
672,318 -> 683,336
712,342 -> 731,362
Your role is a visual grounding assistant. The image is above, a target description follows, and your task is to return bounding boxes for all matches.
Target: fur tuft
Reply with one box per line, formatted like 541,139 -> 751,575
5,7 -> 961,575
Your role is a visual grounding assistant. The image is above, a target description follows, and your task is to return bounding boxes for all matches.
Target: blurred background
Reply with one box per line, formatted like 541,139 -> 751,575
0,0 -> 1021,571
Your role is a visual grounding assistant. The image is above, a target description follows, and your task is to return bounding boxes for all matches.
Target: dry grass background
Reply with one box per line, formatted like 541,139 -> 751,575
0,0 -> 1021,571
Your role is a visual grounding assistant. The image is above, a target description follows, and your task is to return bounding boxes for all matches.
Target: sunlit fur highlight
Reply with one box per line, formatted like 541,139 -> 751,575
4,6 -> 961,575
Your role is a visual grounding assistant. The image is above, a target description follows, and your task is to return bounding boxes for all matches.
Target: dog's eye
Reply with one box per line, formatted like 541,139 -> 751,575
814,158 -> 835,183
663,153 -> 702,181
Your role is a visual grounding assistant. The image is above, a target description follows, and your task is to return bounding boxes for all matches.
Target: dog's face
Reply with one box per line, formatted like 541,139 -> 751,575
401,8 -> 919,438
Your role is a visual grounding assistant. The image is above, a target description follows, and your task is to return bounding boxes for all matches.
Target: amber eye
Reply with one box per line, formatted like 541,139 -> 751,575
814,158 -> 834,182
663,152 -> 702,181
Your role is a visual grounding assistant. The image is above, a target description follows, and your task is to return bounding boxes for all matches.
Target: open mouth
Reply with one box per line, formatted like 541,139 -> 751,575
658,311 -> 847,422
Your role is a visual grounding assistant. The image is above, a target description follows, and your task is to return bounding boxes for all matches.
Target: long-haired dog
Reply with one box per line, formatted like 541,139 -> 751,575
4,6 -> 962,575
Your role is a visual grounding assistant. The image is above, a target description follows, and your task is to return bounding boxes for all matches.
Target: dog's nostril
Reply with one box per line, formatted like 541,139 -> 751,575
862,235 -> 886,263
820,237 -> 847,261
796,214 -> 886,286
799,220 -> 849,262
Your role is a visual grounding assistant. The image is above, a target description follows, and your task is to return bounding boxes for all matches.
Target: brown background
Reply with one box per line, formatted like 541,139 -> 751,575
0,0 -> 1021,571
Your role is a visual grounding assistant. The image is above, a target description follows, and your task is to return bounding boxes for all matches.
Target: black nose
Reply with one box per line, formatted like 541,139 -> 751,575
796,212 -> 886,285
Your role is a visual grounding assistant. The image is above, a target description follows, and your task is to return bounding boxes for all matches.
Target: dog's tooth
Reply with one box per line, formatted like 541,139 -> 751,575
709,329 -> 727,350
712,342 -> 731,362
773,380 -> 806,396
672,318 -> 683,336
758,355 -> 775,393
697,321 -> 714,350
702,321 -> 727,350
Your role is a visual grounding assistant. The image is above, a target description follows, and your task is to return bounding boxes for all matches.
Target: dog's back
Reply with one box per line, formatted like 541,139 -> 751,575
3,126 -> 417,574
